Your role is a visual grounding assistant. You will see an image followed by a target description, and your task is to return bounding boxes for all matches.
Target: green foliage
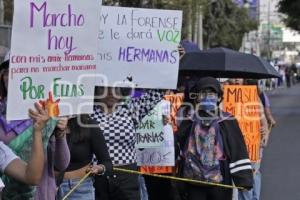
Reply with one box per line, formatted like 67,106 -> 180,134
3,0 -> 258,49
3,0 -> 13,24
278,0 -> 300,31
103,0 -> 142,7
202,0 -> 258,50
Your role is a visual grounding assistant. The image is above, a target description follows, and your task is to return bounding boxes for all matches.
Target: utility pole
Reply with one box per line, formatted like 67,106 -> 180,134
187,3 -> 193,40
267,0 -> 271,60
0,0 -> 4,24
198,5 -> 203,50
192,0 -> 198,43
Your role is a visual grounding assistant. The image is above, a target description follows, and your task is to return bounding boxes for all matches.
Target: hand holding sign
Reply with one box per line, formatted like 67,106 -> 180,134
28,102 -> 50,132
55,117 -> 68,138
7,0 -> 101,120
39,92 -> 60,117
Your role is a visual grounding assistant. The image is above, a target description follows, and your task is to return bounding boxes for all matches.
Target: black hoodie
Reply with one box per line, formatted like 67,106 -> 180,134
175,111 -> 254,189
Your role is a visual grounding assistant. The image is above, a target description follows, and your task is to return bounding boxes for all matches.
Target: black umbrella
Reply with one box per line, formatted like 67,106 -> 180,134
179,47 -> 280,79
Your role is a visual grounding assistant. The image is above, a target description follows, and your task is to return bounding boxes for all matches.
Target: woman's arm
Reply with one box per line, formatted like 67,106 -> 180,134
4,103 -> 49,185
90,127 -> 112,175
53,118 -> 70,171
4,129 -> 43,185
54,135 -> 70,171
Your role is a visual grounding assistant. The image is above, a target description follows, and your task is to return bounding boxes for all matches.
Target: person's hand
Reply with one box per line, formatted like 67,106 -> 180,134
162,115 -> 170,126
178,45 -> 185,60
269,118 -> 276,127
29,102 -> 50,132
261,136 -> 267,147
239,186 -> 252,192
55,117 -> 68,138
86,164 -> 105,175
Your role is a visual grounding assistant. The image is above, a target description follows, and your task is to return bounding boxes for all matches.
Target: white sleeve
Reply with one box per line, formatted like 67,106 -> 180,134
0,141 -> 19,173
0,178 -> 4,191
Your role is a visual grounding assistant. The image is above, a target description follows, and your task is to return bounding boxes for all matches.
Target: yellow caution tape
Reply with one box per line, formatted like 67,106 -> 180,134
114,167 -> 245,190
61,167 -> 245,199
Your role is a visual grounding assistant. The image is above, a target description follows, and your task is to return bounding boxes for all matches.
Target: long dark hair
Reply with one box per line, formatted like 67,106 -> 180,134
68,115 -> 91,143
94,86 -> 132,102
0,60 -> 9,99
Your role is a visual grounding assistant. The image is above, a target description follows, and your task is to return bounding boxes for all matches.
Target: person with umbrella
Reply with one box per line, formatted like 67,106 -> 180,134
179,47 -> 280,79
176,77 -> 253,200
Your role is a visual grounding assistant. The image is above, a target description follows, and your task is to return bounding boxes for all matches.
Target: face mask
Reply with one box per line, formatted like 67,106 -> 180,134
198,95 -> 218,111
196,95 -> 218,127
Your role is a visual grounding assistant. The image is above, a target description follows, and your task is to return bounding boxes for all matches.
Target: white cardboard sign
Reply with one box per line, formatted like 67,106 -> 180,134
7,0 -> 102,120
97,6 -> 182,89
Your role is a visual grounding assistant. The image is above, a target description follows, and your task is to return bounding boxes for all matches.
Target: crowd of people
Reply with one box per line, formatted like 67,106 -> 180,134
0,45 -> 277,200
268,63 -> 300,89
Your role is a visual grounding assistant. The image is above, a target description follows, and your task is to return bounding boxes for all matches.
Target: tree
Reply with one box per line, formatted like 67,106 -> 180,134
278,0 -> 300,31
103,0 -> 142,7
3,0 -> 12,24
3,0 -> 257,50
202,0 -> 258,50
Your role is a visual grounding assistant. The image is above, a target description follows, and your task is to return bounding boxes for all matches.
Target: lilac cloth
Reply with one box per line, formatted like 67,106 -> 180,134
0,99 -> 32,136
0,116 -> 32,135
132,90 -> 144,98
0,118 -> 32,145
180,39 -> 201,52
263,92 -> 271,108
0,128 -> 16,144
34,135 -> 70,200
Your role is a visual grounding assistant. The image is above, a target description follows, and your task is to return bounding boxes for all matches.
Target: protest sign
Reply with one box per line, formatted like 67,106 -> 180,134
136,100 -> 170,148
7,0 -> 101,120
137,124 -> 175,166
97,6 -> 182,89
223,85 -> 261,161
140,166 -> 173,174
164,93 -> 184,132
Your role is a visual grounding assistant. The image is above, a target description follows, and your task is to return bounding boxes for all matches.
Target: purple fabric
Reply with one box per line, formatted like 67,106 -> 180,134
263,92 -> 271,108
132,90 -> 144,98
180,40 -> 200,52
0,100 -> 32,135
0,100 -> 31,144
0,116 -> 32,135
0,128 -> 16,144
183,116 -> 224,182
34,135 -> 70,200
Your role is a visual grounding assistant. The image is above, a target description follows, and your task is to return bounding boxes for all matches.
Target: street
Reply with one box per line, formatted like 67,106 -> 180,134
261,83 -> 300,200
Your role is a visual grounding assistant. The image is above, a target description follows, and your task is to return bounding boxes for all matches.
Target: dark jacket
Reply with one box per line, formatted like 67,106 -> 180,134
175,112 -> 253,189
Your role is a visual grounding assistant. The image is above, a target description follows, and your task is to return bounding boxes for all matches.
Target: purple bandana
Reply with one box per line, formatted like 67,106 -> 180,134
0,100 -> 32,135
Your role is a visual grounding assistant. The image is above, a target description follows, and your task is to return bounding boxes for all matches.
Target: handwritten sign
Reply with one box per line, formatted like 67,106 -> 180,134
137,124 -> 174,166
164,93 -> 184,132
136,100 -> 170,148
223,85 -> 261,161
97,6 -> 182,89
7,0 -> 101,120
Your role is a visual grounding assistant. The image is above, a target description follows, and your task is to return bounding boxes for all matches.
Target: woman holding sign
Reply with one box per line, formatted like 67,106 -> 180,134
176,77 -> 253,200
0,58 -> 70,200
90,45 -> 185,200
0,103 -> 49,185
91,87 -> 164,200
